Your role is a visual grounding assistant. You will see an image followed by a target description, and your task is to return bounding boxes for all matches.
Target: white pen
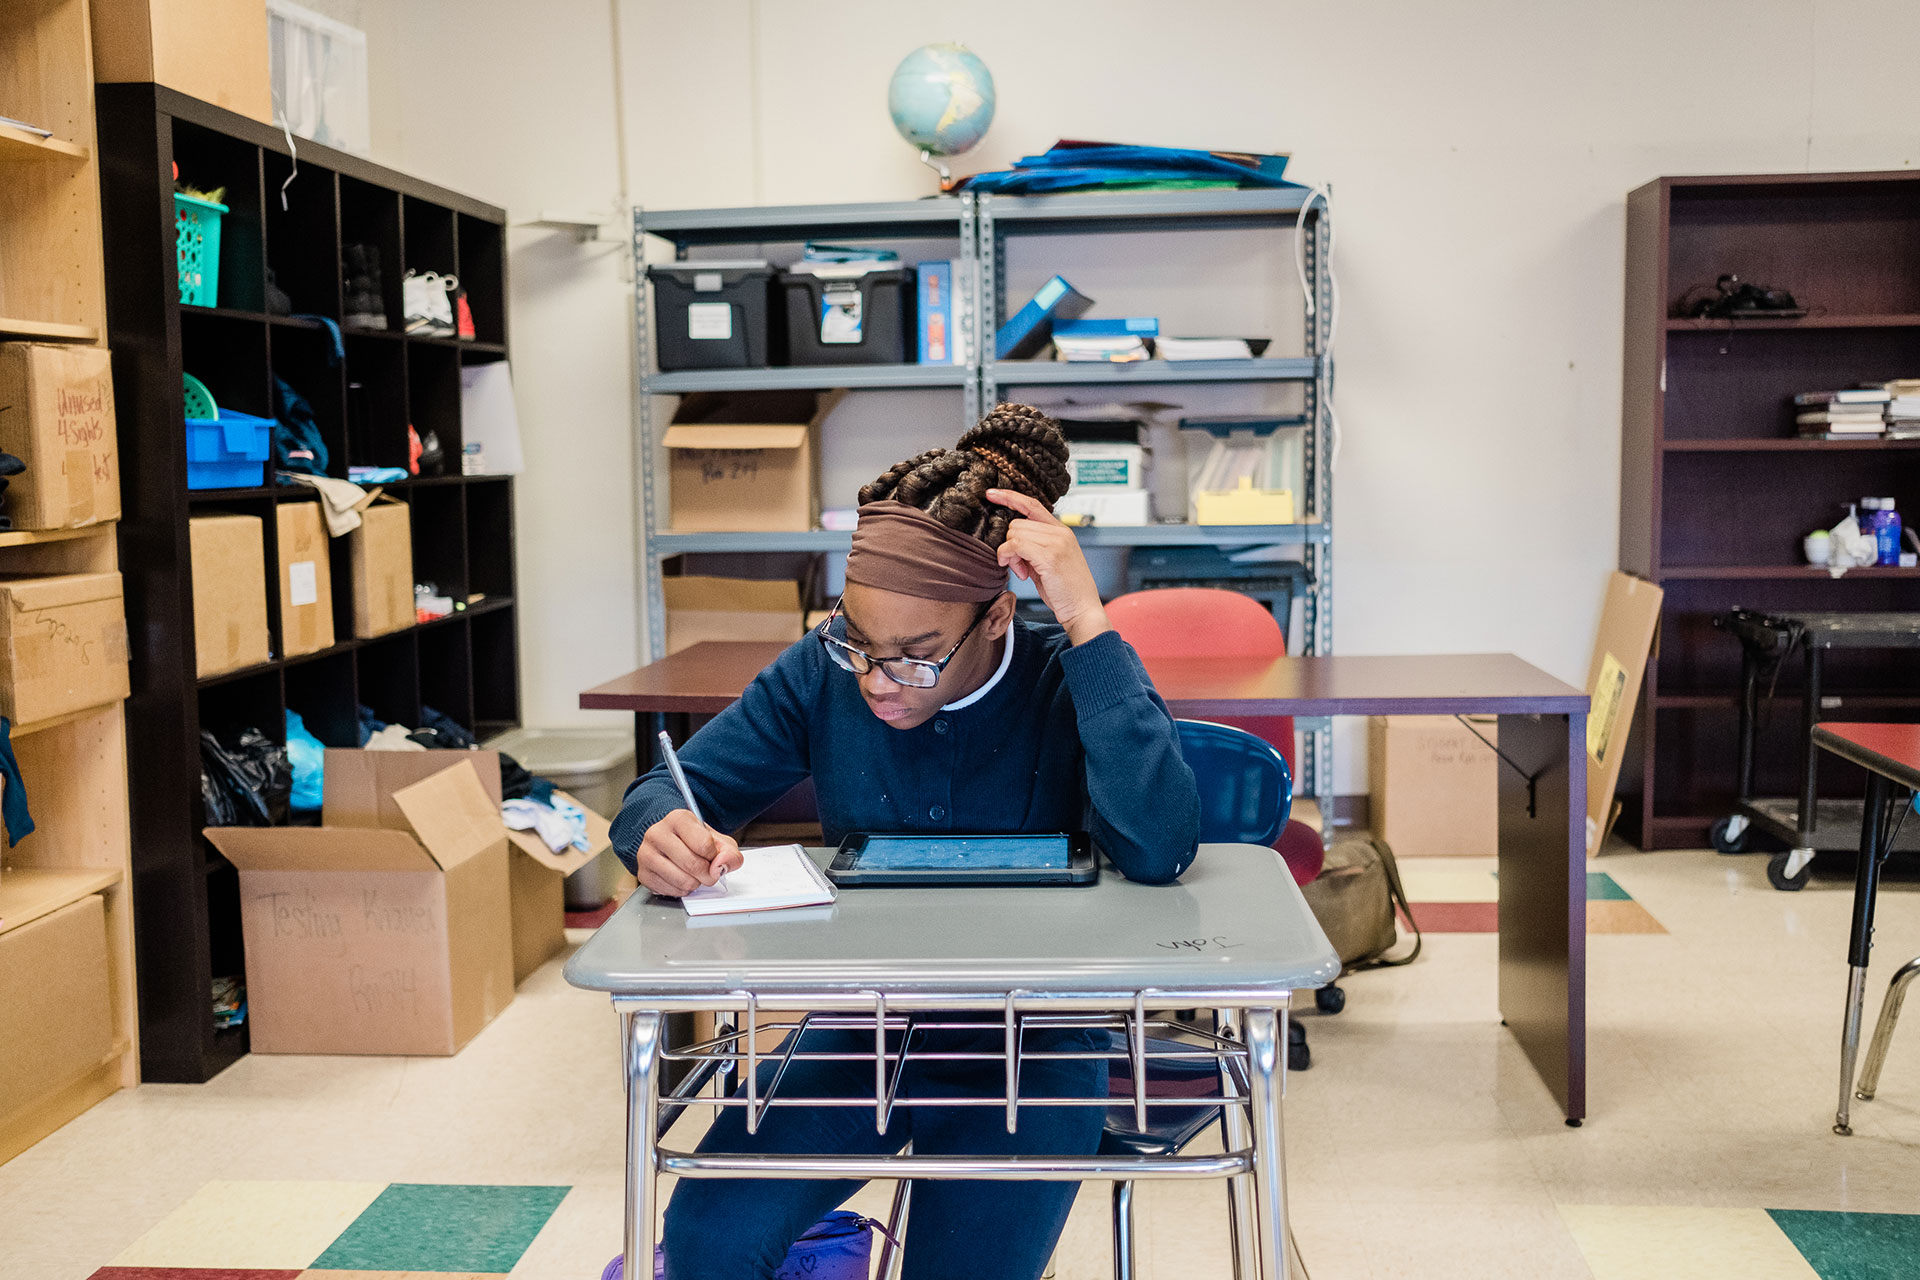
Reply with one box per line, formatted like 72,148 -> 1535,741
658,730 -> 728,891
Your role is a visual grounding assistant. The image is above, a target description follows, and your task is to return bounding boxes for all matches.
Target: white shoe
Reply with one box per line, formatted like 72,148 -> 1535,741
402,270 -> 457,336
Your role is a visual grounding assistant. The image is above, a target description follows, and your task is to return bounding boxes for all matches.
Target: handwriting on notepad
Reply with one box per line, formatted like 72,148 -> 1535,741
1156,936 -> 1244,952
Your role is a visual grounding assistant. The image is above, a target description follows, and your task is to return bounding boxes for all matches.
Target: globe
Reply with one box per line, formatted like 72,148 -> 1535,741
887,43 -> 996,159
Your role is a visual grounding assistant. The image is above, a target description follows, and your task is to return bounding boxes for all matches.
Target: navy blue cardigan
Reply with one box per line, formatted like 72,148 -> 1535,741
611,620 -> 1200,884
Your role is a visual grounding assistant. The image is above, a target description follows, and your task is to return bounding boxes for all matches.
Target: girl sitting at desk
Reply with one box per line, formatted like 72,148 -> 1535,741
611,403 -> 1200,1280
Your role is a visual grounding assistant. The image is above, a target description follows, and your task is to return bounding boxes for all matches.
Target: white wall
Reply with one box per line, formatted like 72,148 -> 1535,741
297,0 -> 1920,786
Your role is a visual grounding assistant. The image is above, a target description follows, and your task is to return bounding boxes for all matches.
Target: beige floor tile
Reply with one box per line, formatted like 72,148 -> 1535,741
1558,1205 -> 1818,1280
110,1179 -> 388,1268
1355,1203 -> 1594,1279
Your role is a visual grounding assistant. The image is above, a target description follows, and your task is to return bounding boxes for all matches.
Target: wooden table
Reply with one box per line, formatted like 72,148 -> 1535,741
1809,722 -> 1920,1136
582,643 -> 1593,1123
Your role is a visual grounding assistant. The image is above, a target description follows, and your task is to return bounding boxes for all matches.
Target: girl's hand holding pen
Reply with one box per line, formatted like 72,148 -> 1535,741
636,809 -> 743,897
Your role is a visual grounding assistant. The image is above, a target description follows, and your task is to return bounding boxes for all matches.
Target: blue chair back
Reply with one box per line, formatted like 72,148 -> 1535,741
1175,719 -> 1293,847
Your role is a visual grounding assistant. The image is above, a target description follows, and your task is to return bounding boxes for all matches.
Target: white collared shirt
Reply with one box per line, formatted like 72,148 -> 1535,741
941,621 -> 1016,711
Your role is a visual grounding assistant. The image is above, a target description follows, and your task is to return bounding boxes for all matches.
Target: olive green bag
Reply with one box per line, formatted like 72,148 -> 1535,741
1300,836 -> 1422,971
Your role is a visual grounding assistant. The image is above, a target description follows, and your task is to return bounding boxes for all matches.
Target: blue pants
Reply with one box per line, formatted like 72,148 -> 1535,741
663,1025 -> 1109,1280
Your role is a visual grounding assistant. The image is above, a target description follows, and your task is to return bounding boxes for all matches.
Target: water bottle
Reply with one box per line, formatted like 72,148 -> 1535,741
1878,499 -> 1904,566
1861,498 -> 1902,566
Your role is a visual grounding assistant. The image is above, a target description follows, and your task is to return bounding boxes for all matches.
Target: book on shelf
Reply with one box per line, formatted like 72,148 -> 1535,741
1157,336 -> 1264,361
915,260 -> 973,365
995,275 -> 1094,360
1052,333 -> 1151,362
1795,388 -> 1891,406
1050,316 -> 1158,359
1800,431 -> 1894,441
1797,410 -> 1887,427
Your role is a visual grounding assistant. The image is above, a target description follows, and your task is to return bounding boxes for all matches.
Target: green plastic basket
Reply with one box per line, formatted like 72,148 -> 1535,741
174,191 -> 228,307
183,372 -> 218,420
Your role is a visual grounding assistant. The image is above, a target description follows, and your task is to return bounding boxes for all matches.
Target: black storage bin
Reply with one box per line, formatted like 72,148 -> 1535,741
780,267 -> 915,365
651,261 -> 777,370
1126,546 -> 1313,630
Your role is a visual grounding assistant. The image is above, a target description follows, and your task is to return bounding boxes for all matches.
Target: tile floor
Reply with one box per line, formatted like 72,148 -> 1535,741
4,845 -> 1920,1279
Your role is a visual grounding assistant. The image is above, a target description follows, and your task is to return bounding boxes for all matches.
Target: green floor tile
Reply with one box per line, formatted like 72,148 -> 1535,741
1586,871 -> 1632,901
311,1183 -> 569,1273
1768,1208 -> 1920,1279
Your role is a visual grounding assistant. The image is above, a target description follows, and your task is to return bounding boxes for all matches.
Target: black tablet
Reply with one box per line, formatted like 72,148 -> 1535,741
827,832 -> 1100,888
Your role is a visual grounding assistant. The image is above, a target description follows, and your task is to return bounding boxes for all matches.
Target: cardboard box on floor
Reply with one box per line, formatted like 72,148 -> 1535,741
203,759 -> 514,1056
325,749 -> 606,985
1368,715 -> 1498,858
349,496 -> 414,639
1586,572 -> 1664,855
664,575 -> 804,656
90,0 -> 273,123
0,572 -> 131,724
662,390 -> 840,532
277,501 -> 335,656
0,344 -> 121,530
189,514 -> 270,677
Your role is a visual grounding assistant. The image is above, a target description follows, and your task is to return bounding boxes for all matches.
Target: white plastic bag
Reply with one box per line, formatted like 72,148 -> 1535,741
267,0 -> 370,155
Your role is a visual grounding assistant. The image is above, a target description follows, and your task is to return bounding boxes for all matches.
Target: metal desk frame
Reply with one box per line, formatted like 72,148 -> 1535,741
570,844 -> 1339,1279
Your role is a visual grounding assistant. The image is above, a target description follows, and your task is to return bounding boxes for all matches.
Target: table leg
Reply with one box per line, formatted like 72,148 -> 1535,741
1217,1011 -> 1259,1280
1835,771 -> 1891,1136
1495,712 -> 1587,1124
623,1009 -> 665,1279
1243,1007 -> 1288,1280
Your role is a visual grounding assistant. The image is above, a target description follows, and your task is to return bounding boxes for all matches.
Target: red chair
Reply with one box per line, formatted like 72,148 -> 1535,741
1108,587 -> 1323,886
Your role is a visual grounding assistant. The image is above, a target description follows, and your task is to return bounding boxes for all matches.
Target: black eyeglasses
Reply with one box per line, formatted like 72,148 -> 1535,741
815,597 -> 989,690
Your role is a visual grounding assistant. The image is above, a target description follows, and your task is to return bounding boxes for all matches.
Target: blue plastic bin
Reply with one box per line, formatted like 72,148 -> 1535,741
186,409 -> 275,489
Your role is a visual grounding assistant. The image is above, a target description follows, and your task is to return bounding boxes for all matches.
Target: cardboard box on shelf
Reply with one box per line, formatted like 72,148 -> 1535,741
662,390 -> 839,532
203,759 -> 514,1055
1368,715 -> 1498,858
0,572 -> 130,724
0,344 -> 121,530
0,895 -> 114,1128
663,576 -> 803,656
189,514 -> 269,677
324,749 -> 605,985
1586,572 -> 1664,855
349,497 -> 414,639
90,0 -> 273,123
276,501 -> 334,656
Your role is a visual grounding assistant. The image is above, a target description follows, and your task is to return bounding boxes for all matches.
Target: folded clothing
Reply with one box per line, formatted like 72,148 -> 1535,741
502,795 -> 591,854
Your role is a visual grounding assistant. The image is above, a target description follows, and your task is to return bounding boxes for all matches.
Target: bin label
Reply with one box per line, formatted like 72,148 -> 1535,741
687,303 -> 732,341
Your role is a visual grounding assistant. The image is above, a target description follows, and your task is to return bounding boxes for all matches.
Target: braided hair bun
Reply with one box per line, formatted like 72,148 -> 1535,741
857,404 -> 1071,550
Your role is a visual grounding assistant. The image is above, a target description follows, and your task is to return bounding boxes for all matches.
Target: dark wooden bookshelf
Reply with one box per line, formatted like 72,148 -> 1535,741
96,84 -> 520,1082
1620,170 -> 1920,849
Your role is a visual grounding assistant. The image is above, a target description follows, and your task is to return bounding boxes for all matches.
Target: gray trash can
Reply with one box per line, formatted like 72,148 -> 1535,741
484,727 -> 637,910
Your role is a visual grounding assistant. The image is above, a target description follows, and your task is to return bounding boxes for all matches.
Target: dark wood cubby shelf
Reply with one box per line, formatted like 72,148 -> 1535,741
1621,169 -> 1920,850
1663,438 -> 1920,452
97,84 -> 519,1083
1664,313 -> 1920,331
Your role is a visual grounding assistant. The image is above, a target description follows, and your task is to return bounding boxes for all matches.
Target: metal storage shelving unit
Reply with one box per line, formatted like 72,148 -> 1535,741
632,187 -> 1336,802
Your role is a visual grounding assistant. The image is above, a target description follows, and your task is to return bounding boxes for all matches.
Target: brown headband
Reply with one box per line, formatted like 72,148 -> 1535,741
844,499 -> 1008,603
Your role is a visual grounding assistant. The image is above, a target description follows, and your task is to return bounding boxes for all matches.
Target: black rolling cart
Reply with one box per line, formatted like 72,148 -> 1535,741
1711,608 -> 1920,889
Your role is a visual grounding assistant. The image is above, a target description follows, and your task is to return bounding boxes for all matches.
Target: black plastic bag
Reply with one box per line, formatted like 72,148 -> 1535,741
407,705 -> 548,802
200,728 -> 292,826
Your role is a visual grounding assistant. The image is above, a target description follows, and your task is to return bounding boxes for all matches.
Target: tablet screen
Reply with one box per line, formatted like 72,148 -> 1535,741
857,835 -> 1071,871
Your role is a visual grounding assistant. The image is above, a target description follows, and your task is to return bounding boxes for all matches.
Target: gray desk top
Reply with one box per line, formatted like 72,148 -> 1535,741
564,844 -> 1340,999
